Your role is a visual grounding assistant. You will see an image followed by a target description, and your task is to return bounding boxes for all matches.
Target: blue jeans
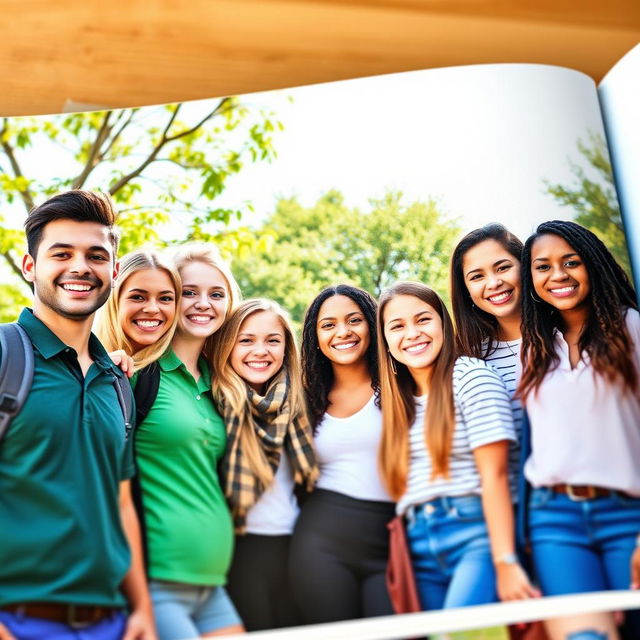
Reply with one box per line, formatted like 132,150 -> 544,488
0,611 -> 126,640
405,494 -> 497,610
529,488 -> 640,593
529,487 -> 640,637
149,580 -> 242,640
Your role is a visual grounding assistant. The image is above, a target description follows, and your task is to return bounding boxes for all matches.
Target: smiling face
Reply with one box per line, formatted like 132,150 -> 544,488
462,238 -> 521,321
118,268 -> 176,352
316,294 -> 371,367
177,261 -> 229,340
531,233 -> 591,314
383,294 -> 443,384
230,310 -> 286,394
22,219 -> 117,321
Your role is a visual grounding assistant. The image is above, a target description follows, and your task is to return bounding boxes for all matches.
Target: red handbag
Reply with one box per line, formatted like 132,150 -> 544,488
386,515 -> 422,614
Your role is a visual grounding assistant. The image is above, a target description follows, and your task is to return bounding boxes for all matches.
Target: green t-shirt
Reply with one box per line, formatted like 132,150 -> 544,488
0,309 -> 135,607
134,349 -> 234,585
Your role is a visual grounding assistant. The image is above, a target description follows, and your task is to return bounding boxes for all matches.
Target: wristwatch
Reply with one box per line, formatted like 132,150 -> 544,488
494,552 -> 519,566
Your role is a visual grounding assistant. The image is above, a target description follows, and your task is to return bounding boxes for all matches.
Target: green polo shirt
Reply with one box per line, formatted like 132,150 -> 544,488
0,308 -> 135,607
134,349 -> 234,585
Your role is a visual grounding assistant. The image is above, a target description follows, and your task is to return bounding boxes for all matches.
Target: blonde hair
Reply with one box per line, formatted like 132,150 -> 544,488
212,299 -> 306,487
377,282 -> 456,500
96,250 -> 181,370
172,243 -> 241,359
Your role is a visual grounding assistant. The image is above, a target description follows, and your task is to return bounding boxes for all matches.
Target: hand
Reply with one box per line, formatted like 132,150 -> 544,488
0,622 -> 17,640
121,608 -> 157,640
109,350 -> 135,378
631,545 -> 640,589
496,562 -> 541,601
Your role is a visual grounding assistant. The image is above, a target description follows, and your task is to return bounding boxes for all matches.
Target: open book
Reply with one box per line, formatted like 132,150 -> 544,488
1,38 -> 639,640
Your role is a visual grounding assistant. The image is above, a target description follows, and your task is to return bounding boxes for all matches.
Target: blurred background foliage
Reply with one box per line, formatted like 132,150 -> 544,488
233,189 -> 461,326
545,131 -> 631,277
0,99 -> 280,321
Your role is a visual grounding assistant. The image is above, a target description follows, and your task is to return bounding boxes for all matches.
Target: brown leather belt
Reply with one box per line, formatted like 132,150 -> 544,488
0,603 -> 118,628
551,484 -> 629,501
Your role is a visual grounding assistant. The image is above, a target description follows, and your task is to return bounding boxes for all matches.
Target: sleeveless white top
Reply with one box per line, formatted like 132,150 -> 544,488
315,395 -> 392,502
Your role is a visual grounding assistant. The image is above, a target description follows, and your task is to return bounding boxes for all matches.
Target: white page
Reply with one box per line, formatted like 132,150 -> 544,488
599,43 -> 640,289
216,63 -> 608,243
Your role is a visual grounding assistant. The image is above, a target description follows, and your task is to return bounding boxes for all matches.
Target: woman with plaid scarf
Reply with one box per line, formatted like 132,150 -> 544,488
212,298 -> 318,632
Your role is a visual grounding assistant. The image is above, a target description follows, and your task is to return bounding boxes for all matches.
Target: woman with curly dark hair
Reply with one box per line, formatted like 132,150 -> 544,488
519,220 -> 640,638
289,284 -> 395,623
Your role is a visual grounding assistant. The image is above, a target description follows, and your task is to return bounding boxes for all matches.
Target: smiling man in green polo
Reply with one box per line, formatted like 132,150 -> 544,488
0,191 -> 155,640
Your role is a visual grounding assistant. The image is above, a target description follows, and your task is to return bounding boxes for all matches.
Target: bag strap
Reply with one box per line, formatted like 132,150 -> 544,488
111,373 -> 134,441
0,323 -> 34,443
129,362 -> 161,574
133,362 -> 160,427
0,323 -> 135,443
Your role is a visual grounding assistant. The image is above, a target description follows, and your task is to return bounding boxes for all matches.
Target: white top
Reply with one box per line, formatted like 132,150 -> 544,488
396,356 -> 516,515
315,395 -> 393,502
524,308 -> 640,495
484,339 -> 523,498
245,453 -> 300,535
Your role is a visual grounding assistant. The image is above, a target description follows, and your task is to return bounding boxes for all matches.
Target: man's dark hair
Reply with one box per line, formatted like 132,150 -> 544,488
24,190 -> 120,258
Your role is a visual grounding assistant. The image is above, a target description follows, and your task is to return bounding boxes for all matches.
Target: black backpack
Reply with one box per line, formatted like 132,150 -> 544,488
132,362 -> 161,427
0,323 -> 134,443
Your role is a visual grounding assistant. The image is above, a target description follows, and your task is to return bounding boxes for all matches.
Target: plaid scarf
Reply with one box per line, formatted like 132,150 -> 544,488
220,368 -> 318,532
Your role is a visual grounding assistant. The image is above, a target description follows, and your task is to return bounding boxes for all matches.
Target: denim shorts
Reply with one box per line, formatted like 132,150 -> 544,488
149,580 -> 242,640
405,494 -> 496,610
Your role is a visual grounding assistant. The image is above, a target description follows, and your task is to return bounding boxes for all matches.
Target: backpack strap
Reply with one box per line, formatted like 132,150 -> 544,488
133,363 -> 161,427
130,361 -> 161,573
0,323 -> 34,443
111,373 -> 134,441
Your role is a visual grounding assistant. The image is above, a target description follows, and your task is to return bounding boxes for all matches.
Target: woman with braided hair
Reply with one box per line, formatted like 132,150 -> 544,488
519,220 -> 640,638
289,285 -> 395,624
211,298 -> 318,631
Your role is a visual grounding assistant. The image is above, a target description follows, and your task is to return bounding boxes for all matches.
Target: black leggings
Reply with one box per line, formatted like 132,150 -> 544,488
289,488 -> 396,624
226,534 -> 300,631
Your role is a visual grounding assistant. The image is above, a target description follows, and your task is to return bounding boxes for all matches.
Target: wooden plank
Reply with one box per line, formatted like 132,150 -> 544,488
1,0 -> 639,116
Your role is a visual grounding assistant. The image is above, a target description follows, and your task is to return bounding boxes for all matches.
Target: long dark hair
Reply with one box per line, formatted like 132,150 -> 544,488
450,223 -> 523,358
301,285 -> 380,432
519,220 -> 638,400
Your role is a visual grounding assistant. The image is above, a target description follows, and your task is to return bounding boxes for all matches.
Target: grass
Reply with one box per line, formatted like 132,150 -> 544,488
448,627 -> 508,639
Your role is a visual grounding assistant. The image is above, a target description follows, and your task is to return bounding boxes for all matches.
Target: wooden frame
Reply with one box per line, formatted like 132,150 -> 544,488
2,0 -> 640,115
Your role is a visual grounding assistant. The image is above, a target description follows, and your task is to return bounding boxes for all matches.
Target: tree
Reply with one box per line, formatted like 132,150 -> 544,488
0,100 -> 280,321
232,190 -> 461,326
545,131 -> 631,276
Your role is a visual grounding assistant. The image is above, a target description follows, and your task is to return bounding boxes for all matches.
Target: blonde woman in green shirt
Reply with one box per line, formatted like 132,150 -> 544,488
99,244 -> 245,640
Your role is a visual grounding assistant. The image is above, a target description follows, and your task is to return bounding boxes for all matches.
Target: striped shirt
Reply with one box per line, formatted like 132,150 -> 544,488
484,339 -> 523,497
396,356 -> 516,516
